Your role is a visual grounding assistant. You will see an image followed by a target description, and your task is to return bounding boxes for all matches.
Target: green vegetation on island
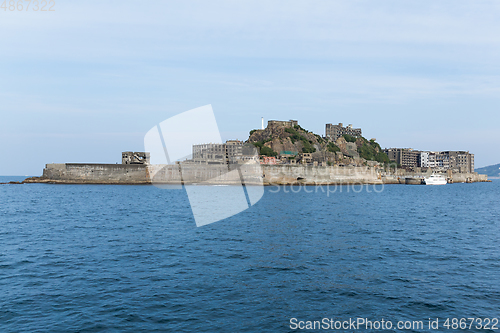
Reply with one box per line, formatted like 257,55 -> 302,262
284,127 -> 316,153
247,121 -> 390,166
342,134 -> 358,143
327,142 -> 340,153
251,139 -> 278,156
357,138 -> 391,164
260,146 -> 278,157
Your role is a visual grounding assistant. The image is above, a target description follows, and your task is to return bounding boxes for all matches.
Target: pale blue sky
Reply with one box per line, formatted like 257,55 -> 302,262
1,0 -> 499,175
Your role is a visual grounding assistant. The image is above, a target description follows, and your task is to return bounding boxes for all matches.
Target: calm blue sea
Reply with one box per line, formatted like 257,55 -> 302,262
1,177 -> 499,332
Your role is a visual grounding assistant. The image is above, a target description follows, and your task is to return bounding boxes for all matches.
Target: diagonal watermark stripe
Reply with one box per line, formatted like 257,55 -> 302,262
144,105 -> 264,227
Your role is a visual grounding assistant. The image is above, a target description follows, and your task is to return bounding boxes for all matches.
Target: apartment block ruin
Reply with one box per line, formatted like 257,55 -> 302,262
325,123 -> 362,141
384,148 -> 474,172
383,148 -> 420,168
191,140 -> 259,165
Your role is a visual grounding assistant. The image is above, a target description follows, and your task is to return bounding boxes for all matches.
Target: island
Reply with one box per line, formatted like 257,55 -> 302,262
23,119 -> 489,185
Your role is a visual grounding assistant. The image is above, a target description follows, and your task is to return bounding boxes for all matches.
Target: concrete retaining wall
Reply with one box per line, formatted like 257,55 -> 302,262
261,165 -> 383,185
24,163 -> 489,185
148,164 -> 261,185
35,163 -> 149,184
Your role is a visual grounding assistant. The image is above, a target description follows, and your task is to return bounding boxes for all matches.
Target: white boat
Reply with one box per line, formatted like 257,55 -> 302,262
424,174 -> 447,185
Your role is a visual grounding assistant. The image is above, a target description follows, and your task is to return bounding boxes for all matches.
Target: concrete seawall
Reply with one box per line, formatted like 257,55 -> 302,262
262,165 -> 384,185
23,163 -> 489,185
25,163 -> 150,184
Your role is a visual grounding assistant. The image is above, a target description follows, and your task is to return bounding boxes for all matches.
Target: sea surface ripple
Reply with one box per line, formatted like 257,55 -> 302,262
1,177 -> 499,332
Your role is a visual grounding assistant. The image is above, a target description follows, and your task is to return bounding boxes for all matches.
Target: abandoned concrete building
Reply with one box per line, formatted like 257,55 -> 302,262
267,120 -> 299,128
384,148 -> 474,172
191,140 -> 259,164
383,148 -> 420,168
432,151 -> 474,173
122,152 -> 150,165
325,123 -> 362,141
